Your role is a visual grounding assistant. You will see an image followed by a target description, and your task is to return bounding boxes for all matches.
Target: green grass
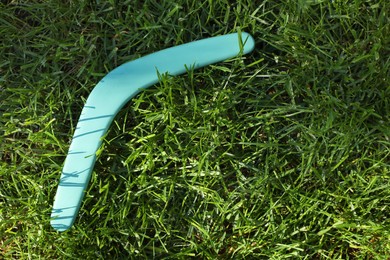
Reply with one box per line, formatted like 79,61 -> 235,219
1,0 -> 389,258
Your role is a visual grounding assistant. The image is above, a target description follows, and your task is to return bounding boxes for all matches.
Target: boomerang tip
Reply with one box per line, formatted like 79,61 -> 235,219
240,32 -> 256,54
50,204 -> 78,232
51,216 -> 73,232
51,221 -> 71,232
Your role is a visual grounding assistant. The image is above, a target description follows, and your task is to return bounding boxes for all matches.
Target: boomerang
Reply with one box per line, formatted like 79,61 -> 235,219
51,32 -> 255,231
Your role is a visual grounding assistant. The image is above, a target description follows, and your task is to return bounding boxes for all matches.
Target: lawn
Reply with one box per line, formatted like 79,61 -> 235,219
1,0 -> 389,258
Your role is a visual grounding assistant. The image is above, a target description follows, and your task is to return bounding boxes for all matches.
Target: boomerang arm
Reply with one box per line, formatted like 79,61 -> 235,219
51,32 -> 255,231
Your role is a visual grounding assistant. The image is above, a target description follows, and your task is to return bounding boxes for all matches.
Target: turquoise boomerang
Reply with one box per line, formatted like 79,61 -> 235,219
51,32 -> 255,231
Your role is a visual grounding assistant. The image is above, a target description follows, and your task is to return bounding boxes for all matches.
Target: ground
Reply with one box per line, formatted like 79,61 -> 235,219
0,0 -> 389,258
